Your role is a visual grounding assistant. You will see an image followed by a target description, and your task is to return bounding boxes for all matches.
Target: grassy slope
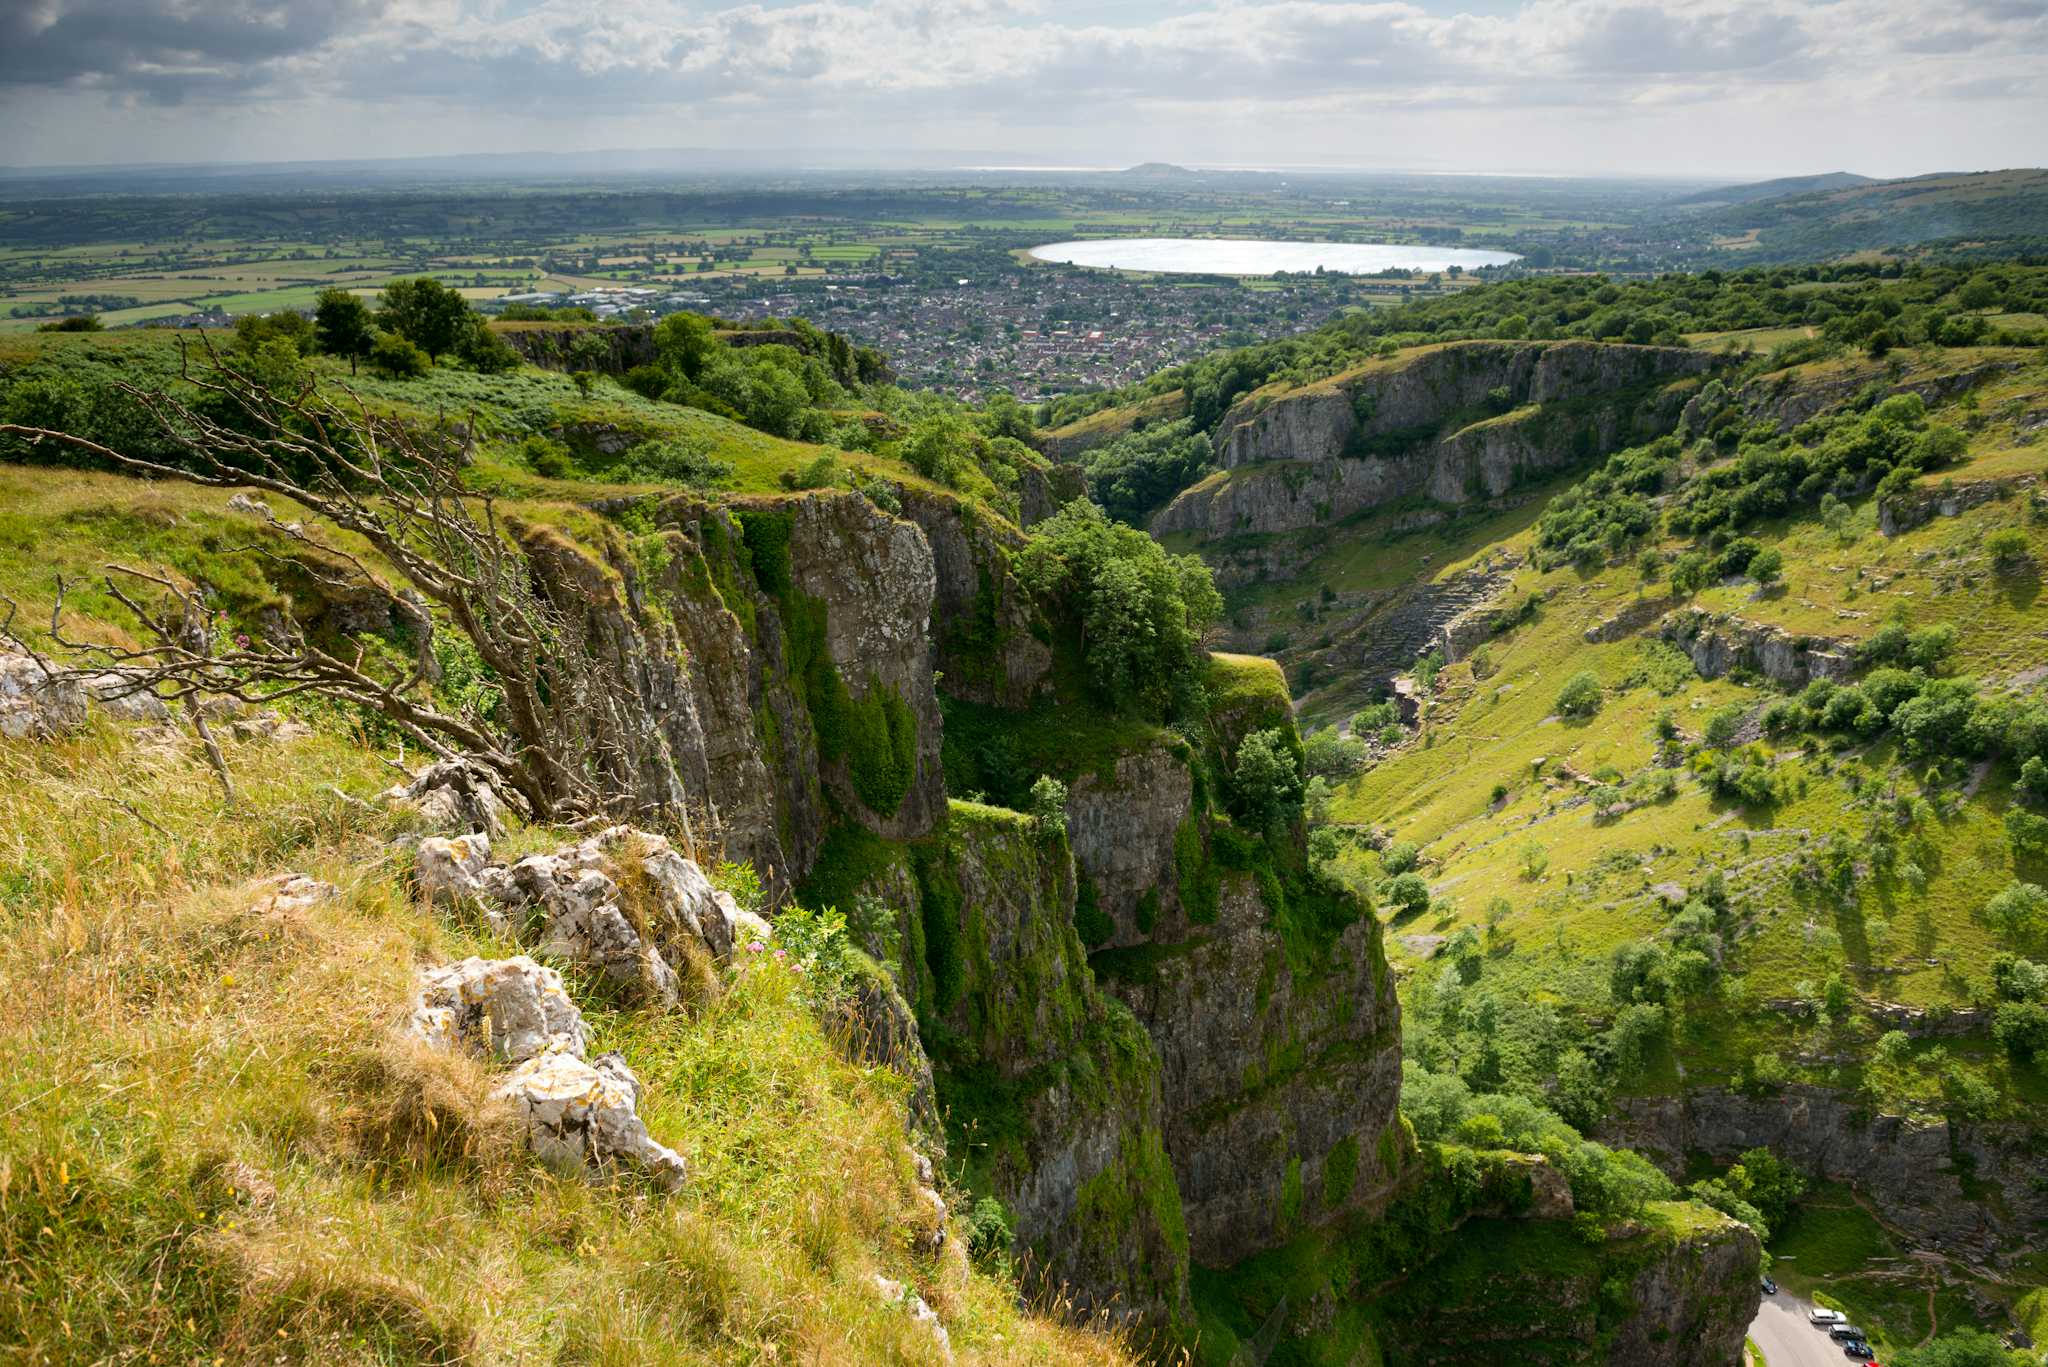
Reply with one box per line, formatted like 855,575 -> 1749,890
0,673 -> 1132,1366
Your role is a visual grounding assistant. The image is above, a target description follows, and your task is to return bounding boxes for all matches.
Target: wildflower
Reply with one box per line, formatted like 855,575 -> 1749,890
773,948 -> 788,960
747,940 -> 765,954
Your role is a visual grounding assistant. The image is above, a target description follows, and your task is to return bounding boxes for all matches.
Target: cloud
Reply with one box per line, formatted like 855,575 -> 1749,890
1,0 -> 2043,167
0,0 -> 389,101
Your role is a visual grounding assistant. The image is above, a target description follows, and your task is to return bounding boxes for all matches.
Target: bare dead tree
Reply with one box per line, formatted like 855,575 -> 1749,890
0,335 -> 688,824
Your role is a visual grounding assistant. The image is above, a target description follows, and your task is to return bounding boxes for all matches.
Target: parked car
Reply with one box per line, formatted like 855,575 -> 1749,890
1761,1277 -> 1779,1295
1811,1308 -> 1847,1325
1830,1324 -> 1867,1341
1842,1342 -> 1875,1361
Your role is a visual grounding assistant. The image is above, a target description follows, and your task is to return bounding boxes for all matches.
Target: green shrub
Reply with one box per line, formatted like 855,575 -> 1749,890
1555,670 -> 1603,719
368,331 -> 429,378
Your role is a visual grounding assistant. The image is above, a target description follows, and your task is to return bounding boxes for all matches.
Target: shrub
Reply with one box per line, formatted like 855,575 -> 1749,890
1381,841 -> 1420,875
1302,726 -> 1367,779
1027,774 -> 1069,838
1993,1001 -> 2048,1060
1555,670 -> 1602,719
1986,527 -> 2031,569
1702,704 -> 1747,750
368,331 -> 429,378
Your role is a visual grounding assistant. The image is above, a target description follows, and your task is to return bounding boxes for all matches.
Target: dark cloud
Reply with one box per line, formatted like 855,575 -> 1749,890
0,0 -> 383,100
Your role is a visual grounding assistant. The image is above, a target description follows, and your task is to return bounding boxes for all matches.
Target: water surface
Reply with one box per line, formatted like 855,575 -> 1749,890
1028,237 -> 1520,275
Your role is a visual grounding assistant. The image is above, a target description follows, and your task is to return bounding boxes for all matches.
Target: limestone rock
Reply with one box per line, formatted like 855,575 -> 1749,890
250,873 -> 337,917
497,1049 -> 687,1193
408,955 -> 587,1063
222,711 -> 314,744
75,671 -> 171,722
0,653 -> 85,738
407,955 -> 686,1191
413,832 -> 501,912
1064,742 -> 1195,948
382,757 -> 514,837
1658,607 -> 1853,687
871,1275 -> 951,1360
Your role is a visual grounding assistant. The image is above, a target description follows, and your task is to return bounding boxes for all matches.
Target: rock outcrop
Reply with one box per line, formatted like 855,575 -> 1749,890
893,802 -> 1191,1327
515,490 -> 947,891
1658,607 -> 1854,686
1879,472 -> 2040,536
1157,343 -> 1712,543
1098,868 -> 1403,1262
1599,1084 -> 2048,1263
412,826 -> 759,1008
1373,1205 -> 1760,1367
407,953 -> 687,1191
492,323 -> 657,373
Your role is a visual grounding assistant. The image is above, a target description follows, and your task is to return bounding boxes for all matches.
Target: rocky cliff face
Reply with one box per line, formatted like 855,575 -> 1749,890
1373,1207 -> 1760,1367
1658,607 -> 1855,687
1209,341 -> 1717,471
890,803 -> 1192,1326
1156,343 -> 1712,543
524,490 -> 947,890
493,322 -> 656,373
1099,869 -> 1404,1262
1599,1084 -> 2048,1265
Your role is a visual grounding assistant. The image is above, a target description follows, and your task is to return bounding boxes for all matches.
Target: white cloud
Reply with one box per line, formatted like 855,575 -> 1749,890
2,0 -> 2043,173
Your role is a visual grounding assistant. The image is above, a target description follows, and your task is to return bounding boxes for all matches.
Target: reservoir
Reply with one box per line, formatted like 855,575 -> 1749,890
1028,237 -> 1520,275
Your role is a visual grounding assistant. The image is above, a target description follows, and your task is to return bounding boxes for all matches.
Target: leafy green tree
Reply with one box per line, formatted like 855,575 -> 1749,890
1016,501 -> 1220,717
1748,547 -> 1782,586
378,277 -> 472,363
1985,881 -> 2048,943
1233,727 -> 1303,834
1027,774 -> 1068,838
653,311 -> 717,381
313,288 -> 375,374
1381,871 -> 1430,916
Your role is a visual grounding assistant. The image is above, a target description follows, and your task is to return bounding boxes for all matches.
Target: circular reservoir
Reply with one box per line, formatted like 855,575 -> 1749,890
1027,237 -> 1520,275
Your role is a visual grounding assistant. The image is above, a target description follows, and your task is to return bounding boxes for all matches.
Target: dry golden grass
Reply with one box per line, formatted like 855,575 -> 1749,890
0,722 -> 1138,1365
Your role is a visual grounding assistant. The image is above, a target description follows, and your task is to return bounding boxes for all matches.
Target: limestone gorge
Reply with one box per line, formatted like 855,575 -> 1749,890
6,252 -> 2048,1367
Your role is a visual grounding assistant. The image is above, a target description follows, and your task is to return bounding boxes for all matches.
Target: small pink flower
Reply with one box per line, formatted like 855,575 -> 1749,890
235,633 -> 251,649
747,940 -> 766,954
773,948 -> 788,960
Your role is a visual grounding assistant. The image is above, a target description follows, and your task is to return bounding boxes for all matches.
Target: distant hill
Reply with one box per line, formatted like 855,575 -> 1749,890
1122,162 -> 1196,177
1679,167 -> 2048,261
1671,171 -> 1875,208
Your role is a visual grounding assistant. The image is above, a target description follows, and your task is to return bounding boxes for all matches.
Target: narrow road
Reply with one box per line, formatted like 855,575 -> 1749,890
1752,1290 -> 1866,1367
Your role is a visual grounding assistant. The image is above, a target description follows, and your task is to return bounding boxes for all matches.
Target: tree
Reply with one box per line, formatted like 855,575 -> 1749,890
378,277 -> 473,363
314,288 -> 375,375
1381,872 -> 1430,916
653,311 -> 716,381
1985,881 -> 2048,943
1027,774 -> 1068,838
1233,727 -> 1303,834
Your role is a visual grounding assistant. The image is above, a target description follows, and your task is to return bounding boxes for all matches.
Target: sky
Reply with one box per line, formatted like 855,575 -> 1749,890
2,0 -> 2044,178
